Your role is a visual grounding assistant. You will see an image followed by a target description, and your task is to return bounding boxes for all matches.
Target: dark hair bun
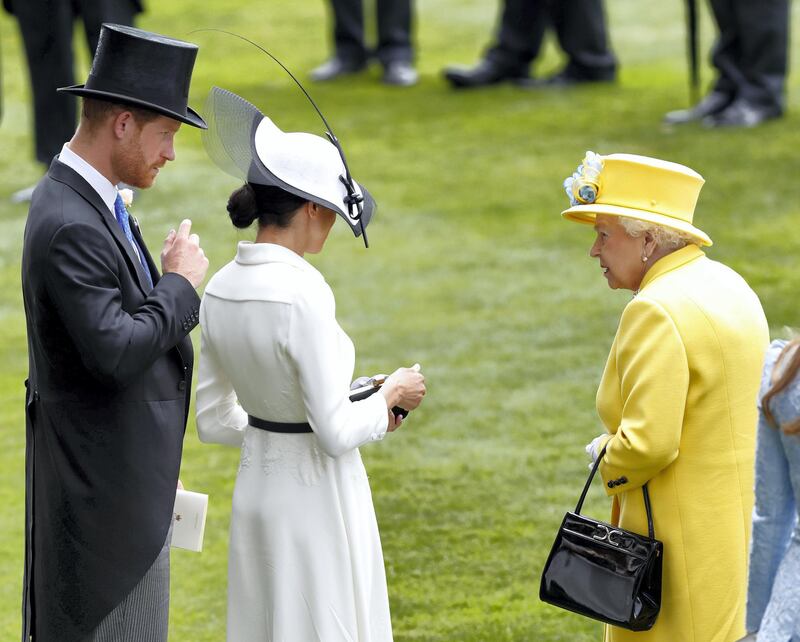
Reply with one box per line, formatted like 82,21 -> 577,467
226,182 -> 309,229
227,184 -> 259,229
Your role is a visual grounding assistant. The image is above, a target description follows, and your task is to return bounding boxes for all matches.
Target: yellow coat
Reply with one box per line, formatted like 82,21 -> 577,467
596,245 -> 768,642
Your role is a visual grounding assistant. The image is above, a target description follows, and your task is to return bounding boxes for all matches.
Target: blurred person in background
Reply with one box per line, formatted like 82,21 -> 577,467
1,23 -> 4,123
737,338 -> 800,642
310,0 -> 417,86
664,0 -> 789,128
563,152 -> 768,641
443,0 -> 616,89
4,0 -> 142,202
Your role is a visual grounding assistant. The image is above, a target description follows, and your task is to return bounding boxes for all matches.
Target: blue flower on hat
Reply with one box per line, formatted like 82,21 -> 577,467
563,151 -> 603,207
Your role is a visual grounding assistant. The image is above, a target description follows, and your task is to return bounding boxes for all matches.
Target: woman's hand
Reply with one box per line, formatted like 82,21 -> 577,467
585,434 -> 608,470
585,434 -> 608,463
380,363 -> 426,414
386,409 -> 405,432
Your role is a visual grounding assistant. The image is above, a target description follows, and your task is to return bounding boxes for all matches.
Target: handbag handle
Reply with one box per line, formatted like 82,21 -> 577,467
574,442 -> 655,540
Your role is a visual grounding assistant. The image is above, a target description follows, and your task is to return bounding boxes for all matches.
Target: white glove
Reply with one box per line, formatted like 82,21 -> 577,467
585,434 -> 608,469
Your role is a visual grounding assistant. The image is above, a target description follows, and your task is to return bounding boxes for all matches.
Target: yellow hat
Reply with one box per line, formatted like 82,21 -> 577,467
561,152 -> 712,246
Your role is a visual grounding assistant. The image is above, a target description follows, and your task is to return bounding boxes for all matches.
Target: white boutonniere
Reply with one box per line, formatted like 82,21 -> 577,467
118,188 -> 134,209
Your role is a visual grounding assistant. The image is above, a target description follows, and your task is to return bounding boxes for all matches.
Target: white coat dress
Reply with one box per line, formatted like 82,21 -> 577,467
196,241 -> 393,642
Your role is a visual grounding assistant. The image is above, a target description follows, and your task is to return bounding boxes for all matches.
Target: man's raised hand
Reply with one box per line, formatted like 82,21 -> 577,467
161,219 -> 209,288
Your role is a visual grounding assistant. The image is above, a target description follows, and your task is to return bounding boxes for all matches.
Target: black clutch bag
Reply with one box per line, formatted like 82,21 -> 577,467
349,375 -> 409,417
539,444 -> 663,631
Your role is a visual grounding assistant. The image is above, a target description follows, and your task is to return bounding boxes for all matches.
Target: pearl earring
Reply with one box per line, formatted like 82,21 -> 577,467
642,255 -> 648,263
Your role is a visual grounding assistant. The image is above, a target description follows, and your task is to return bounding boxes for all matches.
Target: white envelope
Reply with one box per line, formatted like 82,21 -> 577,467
171,489 -> 208,552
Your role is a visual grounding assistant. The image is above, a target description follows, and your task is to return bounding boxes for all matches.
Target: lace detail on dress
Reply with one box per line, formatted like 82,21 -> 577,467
260,433 -> 328,486
239,430 -> 253,472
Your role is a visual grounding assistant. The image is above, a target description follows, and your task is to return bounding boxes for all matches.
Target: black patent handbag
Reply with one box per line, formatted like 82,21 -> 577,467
539,444 -> 663,631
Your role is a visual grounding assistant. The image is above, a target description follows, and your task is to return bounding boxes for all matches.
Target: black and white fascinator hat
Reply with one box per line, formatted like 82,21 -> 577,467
202,86 -> 375,247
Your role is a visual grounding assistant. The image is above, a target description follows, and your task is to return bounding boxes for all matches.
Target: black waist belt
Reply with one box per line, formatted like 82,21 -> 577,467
248,415 -> 312,433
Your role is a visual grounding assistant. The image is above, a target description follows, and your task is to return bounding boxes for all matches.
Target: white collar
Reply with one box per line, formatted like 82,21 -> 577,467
58,143 -> 120,215
235,241 -> 322,278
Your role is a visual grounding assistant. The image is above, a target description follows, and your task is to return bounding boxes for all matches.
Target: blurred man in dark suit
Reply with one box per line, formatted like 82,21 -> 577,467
310,0 -> 417,86
5,0 -> 142,202
664,0 -> 790,128
443,0 -> 616,89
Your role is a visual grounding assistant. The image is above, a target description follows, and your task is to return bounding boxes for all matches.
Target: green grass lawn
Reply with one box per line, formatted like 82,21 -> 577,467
1,1 -> 799,640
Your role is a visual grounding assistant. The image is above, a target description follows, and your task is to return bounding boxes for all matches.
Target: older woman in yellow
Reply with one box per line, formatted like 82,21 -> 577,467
561,152 -> 769,642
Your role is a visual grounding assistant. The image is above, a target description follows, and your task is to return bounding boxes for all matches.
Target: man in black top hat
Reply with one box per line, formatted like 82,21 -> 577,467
21,23 -> 208,642
443,0 -> 616,89
664,0 -> 789,128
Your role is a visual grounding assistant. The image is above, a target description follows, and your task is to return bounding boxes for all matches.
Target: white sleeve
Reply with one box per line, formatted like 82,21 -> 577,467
195,310 -> 248,447
287,284 -> 388,458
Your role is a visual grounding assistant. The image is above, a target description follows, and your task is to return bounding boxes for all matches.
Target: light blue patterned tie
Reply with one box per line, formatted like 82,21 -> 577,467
114,193 -> 153,289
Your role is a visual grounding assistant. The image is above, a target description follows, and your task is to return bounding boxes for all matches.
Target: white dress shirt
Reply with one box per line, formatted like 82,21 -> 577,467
58,143 -> 118,216
58,143 -> 141,261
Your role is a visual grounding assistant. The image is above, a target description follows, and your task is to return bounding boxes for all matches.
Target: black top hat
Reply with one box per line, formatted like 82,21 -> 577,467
59,24 -> 207,129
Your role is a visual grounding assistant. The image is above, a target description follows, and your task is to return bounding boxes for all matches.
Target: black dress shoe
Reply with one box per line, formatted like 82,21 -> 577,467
663,91 -> 732,125
703,99 -> 782,128
443,59 -> 528,89
382,61 -> 418,87
545,70 -> 613,86
309,57 -> 367,82
520,68 -> 615,88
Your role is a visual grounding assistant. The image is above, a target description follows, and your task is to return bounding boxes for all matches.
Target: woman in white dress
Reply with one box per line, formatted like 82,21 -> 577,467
196,87 -> 426,642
